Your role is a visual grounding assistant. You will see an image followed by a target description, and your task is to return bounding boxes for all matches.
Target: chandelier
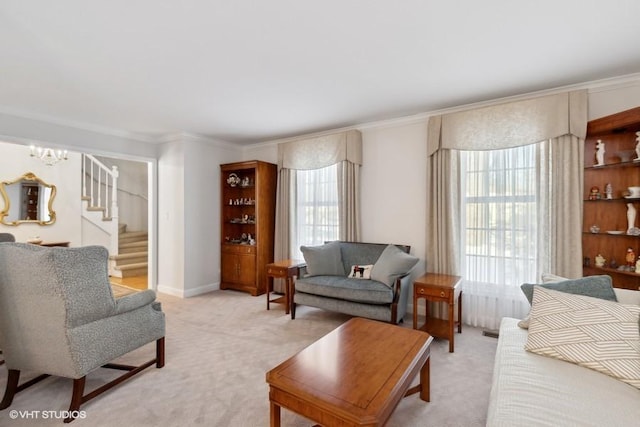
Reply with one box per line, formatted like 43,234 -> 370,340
30,145 -> 68,166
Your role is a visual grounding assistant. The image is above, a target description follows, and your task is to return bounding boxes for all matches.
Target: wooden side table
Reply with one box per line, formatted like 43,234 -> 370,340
413,273 -> 462,353
265,259 -> 305,314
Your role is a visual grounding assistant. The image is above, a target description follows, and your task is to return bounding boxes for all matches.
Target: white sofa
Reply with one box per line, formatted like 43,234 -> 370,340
486,288 -> 640,426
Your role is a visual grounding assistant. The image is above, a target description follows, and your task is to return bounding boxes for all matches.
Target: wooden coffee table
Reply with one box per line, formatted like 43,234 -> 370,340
266,317 -> 433,426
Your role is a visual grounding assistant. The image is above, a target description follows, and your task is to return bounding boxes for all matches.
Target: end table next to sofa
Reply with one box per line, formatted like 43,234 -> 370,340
413,273 -> 462,352
265,259 -> 305,314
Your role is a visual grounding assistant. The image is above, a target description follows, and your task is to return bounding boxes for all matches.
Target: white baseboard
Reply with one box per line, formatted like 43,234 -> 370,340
157,282 -> 220,298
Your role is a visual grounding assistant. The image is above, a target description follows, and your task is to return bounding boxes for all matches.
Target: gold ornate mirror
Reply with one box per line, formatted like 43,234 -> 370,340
0,172 -> 57,226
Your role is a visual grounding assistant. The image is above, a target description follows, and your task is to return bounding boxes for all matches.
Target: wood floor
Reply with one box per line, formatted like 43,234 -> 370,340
109,275 -> 148,290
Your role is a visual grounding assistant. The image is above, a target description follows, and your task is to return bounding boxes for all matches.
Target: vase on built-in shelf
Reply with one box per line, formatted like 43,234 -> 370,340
627,203 -> 636,233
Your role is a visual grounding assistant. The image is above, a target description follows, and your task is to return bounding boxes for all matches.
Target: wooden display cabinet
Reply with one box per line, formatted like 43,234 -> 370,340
583,106 -> 640,290
220,160 -> 277,296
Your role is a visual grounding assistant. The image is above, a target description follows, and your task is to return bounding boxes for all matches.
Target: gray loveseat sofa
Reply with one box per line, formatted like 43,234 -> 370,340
291,241 -> 419,324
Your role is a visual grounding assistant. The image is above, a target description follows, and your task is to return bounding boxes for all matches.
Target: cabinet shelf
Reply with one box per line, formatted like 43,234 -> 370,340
589,266 -> 640,278
582,232 -> 638,237
583,197 -> 640,202
585,160 -> 640,170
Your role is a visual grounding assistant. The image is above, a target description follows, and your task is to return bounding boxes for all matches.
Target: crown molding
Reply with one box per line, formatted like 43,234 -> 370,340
0,106 -> 157,143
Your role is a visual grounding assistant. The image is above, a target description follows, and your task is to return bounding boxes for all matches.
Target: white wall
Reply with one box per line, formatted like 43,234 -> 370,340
183,138 -> 240,296
360,121 -> 428,276
156,135 -> 243,297
157,140 -> 185,296
0,141 -> 82,245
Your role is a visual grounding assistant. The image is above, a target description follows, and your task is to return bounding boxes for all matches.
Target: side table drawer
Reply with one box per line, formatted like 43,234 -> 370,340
415,285 -> 451,300
266,266 -> 287,277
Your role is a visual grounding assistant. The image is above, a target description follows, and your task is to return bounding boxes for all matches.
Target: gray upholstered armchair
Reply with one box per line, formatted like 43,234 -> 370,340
0,243 -> 165,423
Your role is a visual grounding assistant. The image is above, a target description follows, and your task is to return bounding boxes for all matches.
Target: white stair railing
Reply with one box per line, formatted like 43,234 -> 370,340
82,154 -> 119,254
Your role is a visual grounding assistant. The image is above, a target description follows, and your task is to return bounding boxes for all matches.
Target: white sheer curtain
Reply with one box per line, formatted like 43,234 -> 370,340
291,164 -> 340,260
460,145 -> 539,329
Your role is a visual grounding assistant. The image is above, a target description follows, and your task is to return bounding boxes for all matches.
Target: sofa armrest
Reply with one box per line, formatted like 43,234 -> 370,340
298,265 -> 309,278
614,288 -> 640,305
115,289 -> 157,315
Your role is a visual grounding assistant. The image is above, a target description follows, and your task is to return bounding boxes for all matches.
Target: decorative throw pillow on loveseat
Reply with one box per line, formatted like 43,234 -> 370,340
300,241 -> 344,276
525,286 -> 640,390
347,264 -> 373,279
520,275 -> 617,305
370,244 -> 418,287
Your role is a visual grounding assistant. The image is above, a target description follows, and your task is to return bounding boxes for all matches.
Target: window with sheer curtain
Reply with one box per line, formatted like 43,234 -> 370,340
291,164 -> 340,260
427,91 -> 586,330
457,144 -> 539,328
461,144 -> 538,288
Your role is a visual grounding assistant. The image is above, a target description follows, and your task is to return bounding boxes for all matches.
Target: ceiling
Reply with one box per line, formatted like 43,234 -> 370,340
2,1 -> 640,145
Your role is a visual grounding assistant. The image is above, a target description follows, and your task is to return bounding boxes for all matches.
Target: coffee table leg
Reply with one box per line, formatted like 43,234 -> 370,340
420,356 -> 430,402
270,401 -> 281,427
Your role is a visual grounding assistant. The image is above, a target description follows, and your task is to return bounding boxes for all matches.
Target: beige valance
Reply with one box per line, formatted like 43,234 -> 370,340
278,130 -> 362,170
427,90 -> 587,156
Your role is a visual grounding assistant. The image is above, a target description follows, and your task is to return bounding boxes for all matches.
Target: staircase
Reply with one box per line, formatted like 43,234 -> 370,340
109,224 -> 148,278
81,154 -> 148,278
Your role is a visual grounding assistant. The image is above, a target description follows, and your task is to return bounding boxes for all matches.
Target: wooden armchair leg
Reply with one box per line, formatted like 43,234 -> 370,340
0,369 -> 20,409
64,377 -> 86,423
0,370 -> 50,410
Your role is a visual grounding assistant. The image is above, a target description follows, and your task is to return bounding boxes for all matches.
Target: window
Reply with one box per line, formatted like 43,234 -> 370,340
292,164 -> 339,259
462,144 -> 538,286
460,144 -> 537,325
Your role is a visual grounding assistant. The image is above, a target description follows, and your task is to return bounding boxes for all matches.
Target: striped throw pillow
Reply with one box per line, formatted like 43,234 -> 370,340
525,286 -> 640,390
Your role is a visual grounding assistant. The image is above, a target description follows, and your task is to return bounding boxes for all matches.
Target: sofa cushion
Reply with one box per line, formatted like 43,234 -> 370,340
525,286 -> 640,390
520,275 -> 617,305
487,318 -> 640,427
300,242 -> 345,276
371,244 -> 418,287
295,276 -> 394,304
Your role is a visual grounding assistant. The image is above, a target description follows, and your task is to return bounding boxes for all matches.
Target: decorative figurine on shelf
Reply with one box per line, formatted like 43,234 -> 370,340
605,183 -> 613,200
589,224 -> 600,233
589,186 -> 601,200
635,256 -> 640,273
610,258 -> 618,269
626,247 -> 636,267
628,203 -> 637,233
635,132 -> 640,162
595,139 -> 606,166
595,253 -> 606,267
226,173 -> 240,187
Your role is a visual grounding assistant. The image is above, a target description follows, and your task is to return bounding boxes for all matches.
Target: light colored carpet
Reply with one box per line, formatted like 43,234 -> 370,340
0,291 -> 498,426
